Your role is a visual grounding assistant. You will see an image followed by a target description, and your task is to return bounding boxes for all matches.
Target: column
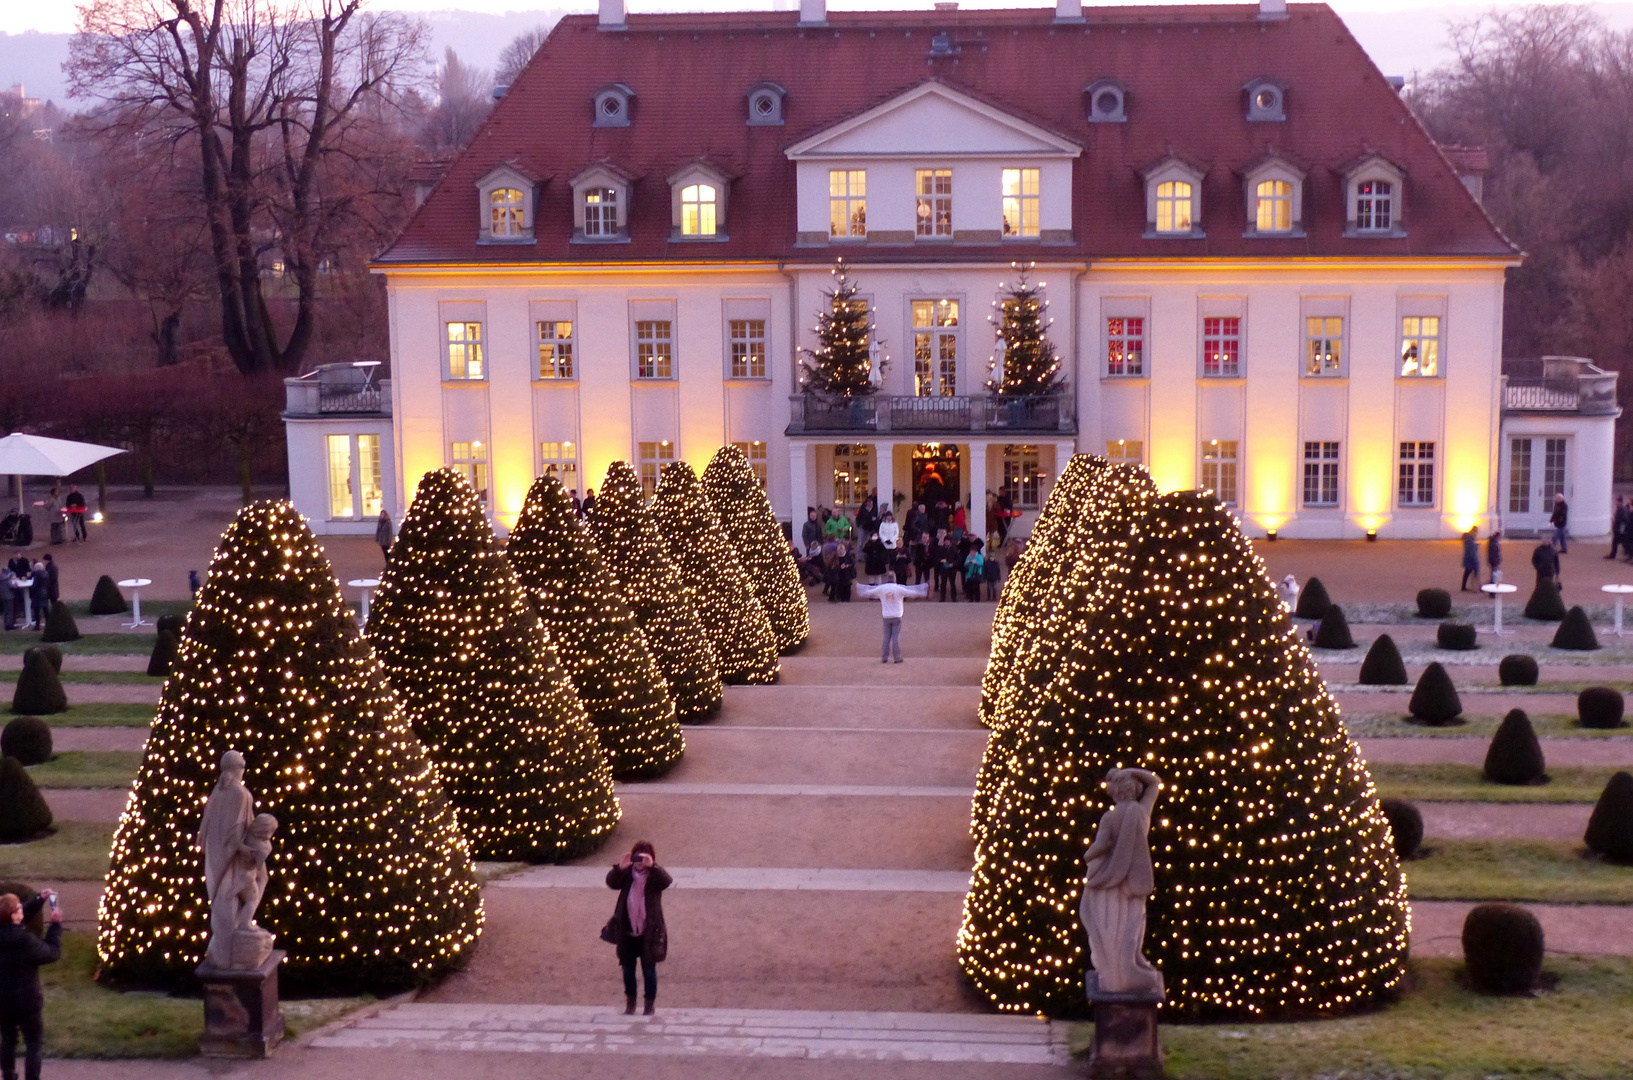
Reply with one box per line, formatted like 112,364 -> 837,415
789,441 -> 810,524
874,442 -> 894,504
967,442 -> 987,541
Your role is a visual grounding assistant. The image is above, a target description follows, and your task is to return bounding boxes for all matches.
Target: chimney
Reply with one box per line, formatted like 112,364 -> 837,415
799,0 -> 825,27
1258,0 -> 1288,19
599,0 -> 626,29
1055,0 -> 1083,22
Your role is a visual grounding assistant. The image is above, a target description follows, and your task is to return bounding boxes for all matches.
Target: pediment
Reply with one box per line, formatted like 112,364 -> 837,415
475,161 -> 539,191
786,82 -> 1082,160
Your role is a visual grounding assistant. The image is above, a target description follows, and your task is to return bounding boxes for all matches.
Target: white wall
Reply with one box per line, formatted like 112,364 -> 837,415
287,417 -> 397,535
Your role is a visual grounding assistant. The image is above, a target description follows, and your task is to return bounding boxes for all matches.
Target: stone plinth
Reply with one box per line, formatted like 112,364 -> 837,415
197,949 -> 285,1058
1084,971 -> 1165,1079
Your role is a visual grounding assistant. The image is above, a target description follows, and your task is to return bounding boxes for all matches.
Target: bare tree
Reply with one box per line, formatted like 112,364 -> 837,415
495,26 -> 550,89
418,47 -> 491,155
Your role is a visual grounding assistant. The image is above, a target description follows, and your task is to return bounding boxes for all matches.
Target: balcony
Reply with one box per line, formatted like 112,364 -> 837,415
284,363 -> 392,418
786,393 -> 1076,436
1501,356 -> 1619,417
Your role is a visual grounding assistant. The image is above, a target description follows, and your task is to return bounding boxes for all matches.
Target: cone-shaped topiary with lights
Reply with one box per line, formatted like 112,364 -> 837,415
987,263 -> 1062,396
959,491 -> 1407,1019
96,501 -> 482,992
701,445 -> 809,654
651,461 -> 780,685
367,469 -> 619,861
508,473 -> 684,780
799,259 -> 881,396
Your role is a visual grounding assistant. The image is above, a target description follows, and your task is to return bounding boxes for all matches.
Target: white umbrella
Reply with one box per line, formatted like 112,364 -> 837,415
0,434 -> 125,513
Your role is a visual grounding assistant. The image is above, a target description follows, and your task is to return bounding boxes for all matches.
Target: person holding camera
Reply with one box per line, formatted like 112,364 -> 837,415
0,890 -> 63,1080
604,842 -> 671,1016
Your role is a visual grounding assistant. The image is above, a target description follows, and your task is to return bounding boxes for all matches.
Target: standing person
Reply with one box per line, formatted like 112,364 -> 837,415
856,495 -> 880,549
995,489 -> 1014,542
911,531 -> 933,586
581,488 -> 597,519
571,490 -> 583,517
0,567 -> 15,632
0,890 -> 64,1080
1487,530 -> 1503,584
877,510 -> 899,552
983,534 -> 1003,600
963,542 -> 985,602
63,486 -> 87,543
904,503 -> 928,548
935,533 -> 958,601
604,842 -> 670,1017
1532,541 -> 1560,589
374,509 -> 394,561
40,556 -> 56,607
1550,493 -> 1569,553
40,488 -> 60,547
861,534 -> 887,585
1459,527 -> 1480,592
832,543 -> 855,602
801,508 -> 823,552
857,571 -> 930,663
1610,497 -> 1630,559
27,563 -> 47,631
950,501 -> 968,539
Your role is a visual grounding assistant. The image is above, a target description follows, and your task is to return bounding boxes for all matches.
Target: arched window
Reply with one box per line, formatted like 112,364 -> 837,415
681,184 -> 717,237
1255,179 -> 1292,233
1356,179 -> 1392,231
584,187 -> 619,237
490,188 -> 524,237
1155,180 -> 1192,233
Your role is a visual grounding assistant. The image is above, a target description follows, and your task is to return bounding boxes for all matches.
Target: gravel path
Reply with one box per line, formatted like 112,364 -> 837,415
1410,900 -> 1633,957
47,727 -> 149,752
1359,737 -> 1633,767
1418,802 -> 1590,841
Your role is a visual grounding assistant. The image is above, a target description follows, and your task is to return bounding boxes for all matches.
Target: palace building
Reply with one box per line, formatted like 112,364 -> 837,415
284,0 -> 1620,541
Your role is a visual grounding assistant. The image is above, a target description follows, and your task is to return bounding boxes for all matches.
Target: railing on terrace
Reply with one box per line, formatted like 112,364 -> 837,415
787,392 -> 1075,435
284,364 -> 391,417
1501,356 -> 1619,416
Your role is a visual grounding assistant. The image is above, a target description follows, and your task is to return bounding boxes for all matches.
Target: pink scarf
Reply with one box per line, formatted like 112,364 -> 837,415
627,868 -> 648,937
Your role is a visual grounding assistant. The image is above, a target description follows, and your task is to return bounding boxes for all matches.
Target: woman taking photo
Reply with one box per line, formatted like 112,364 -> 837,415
605,841 -> 671,1016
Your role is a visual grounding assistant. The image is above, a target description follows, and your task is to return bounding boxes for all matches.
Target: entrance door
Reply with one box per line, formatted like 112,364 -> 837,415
1506,436 -> 1569,531
911,444 -> 961,526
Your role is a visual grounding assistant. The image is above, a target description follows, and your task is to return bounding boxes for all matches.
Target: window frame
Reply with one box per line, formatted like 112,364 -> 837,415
633,319 -> 674,380
910,297 -> 961,397
637,440 -> 676,497
474,164 -> 536,243
1399,307 -> 1444,378
584,187 -> 620,238
1301,440 -> 1342,508
915,168 -> 953,239
537,319 -> 575,380
540,440 -> 580,492
1397,441 -> 1436,508
1105,439 -> 1144,467
1105,316 -> 1145,378
669,163 -> 731,241
731,441 -> 768,488
829,169 -> 867,239
728,318 -> 768,380
445,320 -> 485,381
1200,439 -> 1239,507
832,443 -> 872,507
490,188 -> 525,238
450,440 -> 490,506
570,164 -> 631,243
681,184 -> 717,237
1345,155 -> 1406,237
1201,316 -> 1242,378
1001,444 -> 1042,509
1141,158 -> 1205,238
1304,315 -> 1345,377
1243,158 -> 1305,237
1001,167 -> 1041,239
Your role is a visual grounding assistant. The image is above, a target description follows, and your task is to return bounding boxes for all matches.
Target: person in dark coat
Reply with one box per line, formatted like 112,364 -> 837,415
1532,541 -> 1560,588
374,509 -> 394,560
605,842 -> 670,1016
581,488 -> 597,519
0,891 -> 63,1080
827,543 -> 854,602
904,503 -> 928,548
1487,530 -> 1503,584
1459,527 -> 1480,592
911,531 -> 933,586
62,487 -> 87,542
855,496 -> 880,548
801,507 -> 822,551
934,534 -> 959,601
26,563 -> 47,630
1610,496 -> 1631,560
40,556 -> 56,605
861,536 -> 887,583
1550,493 -> 1569,553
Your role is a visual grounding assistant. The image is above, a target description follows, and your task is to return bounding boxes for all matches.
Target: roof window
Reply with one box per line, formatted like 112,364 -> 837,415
593,83 -> 634,127
747,82 -> 785,127
1085,80 -> 1127,124
1244,79 -> 1286,122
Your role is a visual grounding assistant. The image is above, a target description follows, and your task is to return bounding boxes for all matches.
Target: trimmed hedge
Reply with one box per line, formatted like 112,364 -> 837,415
146,630 -> 179,678
1498,654 -> 1539,687
0,716 -> 51,766
1523,578 -> 1567,621
1552,606 -> 1600,650
1416,588 -> 1452,619
1462,903 -> 1544,995
24,645 -> 60,673
1312,606 -> 1355,649
1357,635 -> 1408,686
0,755 -> 52,842
40,601 -> 79,643
155,613 -> 185,637
1437,621 -> 1478,651
1408,661 -> 1463,725
1293,576 -> 1331,620
11,649 -> 65,716
88,575 -> 127,615
1585,771 -> 1633,861
1579,687 -> 1626,730
1484,709 -> 1546,785
1379,798 -> 1423,859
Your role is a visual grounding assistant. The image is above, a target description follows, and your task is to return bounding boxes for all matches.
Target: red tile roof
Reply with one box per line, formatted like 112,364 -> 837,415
377,4 -> 1515,266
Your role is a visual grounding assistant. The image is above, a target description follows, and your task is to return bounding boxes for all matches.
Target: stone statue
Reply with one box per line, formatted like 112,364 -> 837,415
197,751 -> 278,970
1080,767 -> 1164,997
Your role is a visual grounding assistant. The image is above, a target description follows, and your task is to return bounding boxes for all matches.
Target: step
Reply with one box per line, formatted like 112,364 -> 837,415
496,867 -> 972,892
655,729 -> 985,787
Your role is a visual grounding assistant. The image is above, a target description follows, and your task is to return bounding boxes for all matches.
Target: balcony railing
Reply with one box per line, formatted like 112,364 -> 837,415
284,365 -> 392,418
787,392 -> 1075,435
1502,356 -> 1619,417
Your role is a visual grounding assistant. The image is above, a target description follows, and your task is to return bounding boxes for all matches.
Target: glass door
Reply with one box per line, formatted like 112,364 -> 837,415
1506,436 -> 1569,531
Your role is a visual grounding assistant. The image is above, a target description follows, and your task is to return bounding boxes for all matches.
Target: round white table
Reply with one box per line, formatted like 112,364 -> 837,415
1602,584 -> 1633,636
118,578 -> 153,629
1481,582 -> 1518,635
347,578 -> 381,625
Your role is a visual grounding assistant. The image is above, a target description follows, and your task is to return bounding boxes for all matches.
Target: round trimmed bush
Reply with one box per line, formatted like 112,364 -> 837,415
155,613 -> 185,637
1416,588 -> 1452,619
1578,686 -> 1626,730
88,575 -> 128,616
1484,709 -> 1546,785
1462,903 -> 1544,995
1293,576 -> 1331,620
23,645 -> 61,674
1408,661 -> 1463,725
1498,654 -> 1539,687
146,629 -> 178,679
1358,634 -> 1408,686
1312,605 -> 1355,649
0,756 -> 52,842
1523,578 -> 1567,621
0,716 -> 51,766
1379,797 -> 1423,859
40,601 -> 79,644
1551,606 -> 1599,651
1437,621 -> 1478,651
1584,771 -> 1633,861
10,649 -> 65,716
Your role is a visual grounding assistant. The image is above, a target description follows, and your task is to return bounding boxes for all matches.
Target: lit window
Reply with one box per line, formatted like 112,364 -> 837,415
1001,444 -> 1041,509
358,435 -> 383,517
681,184 -> 717,237
832,444 -> 871,506
490,187 -> 524,237
537,321 -> 574,379
729,319 -> 767,379
1302,441 -> 1340,507
638,441 -> 674,497
1400,316 -> 1439,377
1155,181 -> 1193,234
541,441 -> 578,487
446,322 -> 484,380
1201,440 -> 1238,506
451,441 -> 489,504
732,441 -> 768,487
1305,317 -> 1343,376
1398,441 -> 1435,507
1105,440 -> 1143,466
1106,317 -> 1144,377
1203,317 -> 1240,377
1001,168 -> 1040,238
584,187 -> 619,237
1255,179 -> 1292,232
1356,179 -> 1392,232
829,170 -> 866,238
326,435 -> 353,518
635,320 -> 672,379
911,299 -> 959,397
915,169 -> 952,238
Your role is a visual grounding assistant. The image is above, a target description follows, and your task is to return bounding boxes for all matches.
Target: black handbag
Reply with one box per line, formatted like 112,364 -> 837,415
600,913 -> 619,945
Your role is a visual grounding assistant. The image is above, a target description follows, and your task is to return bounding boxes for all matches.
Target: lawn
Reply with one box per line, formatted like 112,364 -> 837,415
63,599 -> 194,621
1347,713 -> 1632,739
0,634 -> 155,656
1406,840 -> 1633,904
0,821 -> 114,880
28,750 -> 141,788
39,703 -> 155,727
1371,762 -> 1616,803
3,670 -> 162,685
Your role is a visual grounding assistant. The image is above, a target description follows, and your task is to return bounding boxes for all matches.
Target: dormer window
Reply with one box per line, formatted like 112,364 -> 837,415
490,188 -> 524,237
571,163 -> 632,242
682,185 -> 716,236
1157,182 -> 1192,232
474,163 -> 537,243
1085,80 -> 1127,123
1141,156 -> 1204,238
747,82 -> 786,126
1344,154 -> 1406,237
1255,180 -> 1292,231
585,189 -> 619,236
1243,155 -> 1305,237
593,83 -> 634,127
669,162 -> 730,241
1244,79 -> 1286,122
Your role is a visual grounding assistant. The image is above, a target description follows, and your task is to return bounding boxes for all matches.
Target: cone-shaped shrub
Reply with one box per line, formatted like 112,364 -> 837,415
1293,575 -> 1332,620
1408,661 -> 1462,725
1584,771 -> 1633,861
1484,710 -> 1547,785
509,473 -> 684,779
1523,578 -> 1567,621
1552,606 -> 1599,650
1313,605 -> 1355,649
1462,904 -> 1544,994
156,614 -> 185,637
0,716 -> 51,766
88,574 -> 127,615
40,601 -> 79,643
1416,588 -> 1452,619
959,491 -> 1406,1019
1358,635 -> 1408,685
1379,798 -> 1423,859
590,462 -> 722,720
1498,654 -> 1539,686
0,756 -> 52,842
1437,621 -> 1478,651
11,649 -> 65,716
650,461 -> 779,685
96,501 -> 481,992
701,445 -> 809,654
25,645 -> 60,674
368,469 -> 619,862
146,630 -> 178,678
1578,686 -> 1626,729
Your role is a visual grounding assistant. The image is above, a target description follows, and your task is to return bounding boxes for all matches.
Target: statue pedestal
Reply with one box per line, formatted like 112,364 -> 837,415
1083,971 -> 1165,1079
196,949 -> 285,1058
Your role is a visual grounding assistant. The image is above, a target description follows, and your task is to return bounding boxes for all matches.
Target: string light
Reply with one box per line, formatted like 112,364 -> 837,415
987,262 -> 1062,397
508,473 -> 685,779
798,258 -> 886,396
97,501 -> 483,992
701,445 -> 810,654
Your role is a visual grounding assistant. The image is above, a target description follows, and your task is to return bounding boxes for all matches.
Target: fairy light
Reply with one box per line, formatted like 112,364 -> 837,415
959,477 -> 1409,1019
508,473 -> 685,779
587,461 -> 723,720
650,461 -> 781,685
987,262 -> 1062,396
366,468 -> 620,861
798,258 -> 885,395
701,445 -> 810,654
97,500 -> 483,991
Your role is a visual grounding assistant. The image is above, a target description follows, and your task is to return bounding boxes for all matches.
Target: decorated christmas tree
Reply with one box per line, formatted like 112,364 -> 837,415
589,461 -> 723,720
508,473 -> 685,779
799,260 -> 881,396
367,469 -> 618,861
987,263 -> 1063,396
959,491 -> 1407,1019
97,502 -> 482,992
701,445 -> 809,654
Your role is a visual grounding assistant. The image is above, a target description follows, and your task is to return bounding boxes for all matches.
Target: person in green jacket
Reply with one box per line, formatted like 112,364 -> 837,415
824,510 -> 853,542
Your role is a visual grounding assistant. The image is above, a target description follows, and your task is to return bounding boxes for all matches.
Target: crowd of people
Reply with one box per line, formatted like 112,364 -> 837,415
0,553 -> 56,631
